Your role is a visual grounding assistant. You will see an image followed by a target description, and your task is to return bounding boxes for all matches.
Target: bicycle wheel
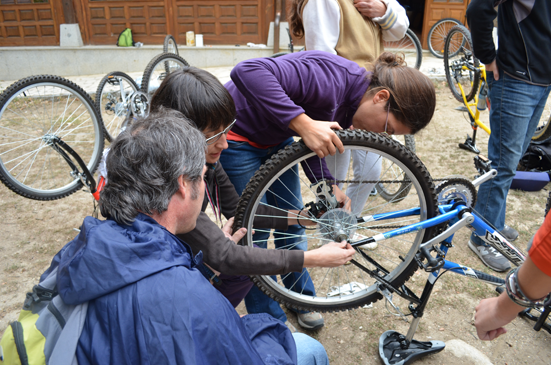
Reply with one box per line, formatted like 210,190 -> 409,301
427,18 -> 462,58
375,134 -> 416,202
444,25 -> 480,103
141,53 -> 189,96
532,96 -> 551,142
383,28 -> 422,70
233,130 -> 437,312
95,71 -> 139,142
163,35 -> 179,74
0,75 -> 104,200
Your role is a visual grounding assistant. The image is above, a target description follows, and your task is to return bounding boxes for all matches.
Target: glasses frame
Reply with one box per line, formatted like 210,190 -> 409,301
205,119 -> 236,145
381,103 -> 391,136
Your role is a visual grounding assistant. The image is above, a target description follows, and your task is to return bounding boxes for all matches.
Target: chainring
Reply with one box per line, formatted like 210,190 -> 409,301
434,176 -> 477,207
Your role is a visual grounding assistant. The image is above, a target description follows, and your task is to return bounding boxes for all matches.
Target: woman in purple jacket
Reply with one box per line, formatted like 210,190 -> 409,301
219,50 -> 436,329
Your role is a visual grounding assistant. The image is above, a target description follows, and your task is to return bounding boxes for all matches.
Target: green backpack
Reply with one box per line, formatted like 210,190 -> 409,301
116,28 -> 134,47
0,270 -> 88,365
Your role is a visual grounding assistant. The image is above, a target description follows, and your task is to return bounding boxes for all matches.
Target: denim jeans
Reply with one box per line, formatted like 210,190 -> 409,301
293,333 -> 329,365
471,72 -> 551,245
219,138 -> 316,322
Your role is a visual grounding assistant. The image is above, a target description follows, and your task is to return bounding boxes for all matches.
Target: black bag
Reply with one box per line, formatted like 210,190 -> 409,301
519,138 -> 551,172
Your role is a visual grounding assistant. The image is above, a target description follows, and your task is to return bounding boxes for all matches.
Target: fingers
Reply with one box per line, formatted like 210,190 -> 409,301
328,122 -> 342,130
302,121 -> 343,157
231,227 -> 247,243
479,327 -> 506,341
331,132 -> 344,154
343,197 -> 352,211
326,140 -> 337,157
222,217 -> 234,232
338,240 -> 356,257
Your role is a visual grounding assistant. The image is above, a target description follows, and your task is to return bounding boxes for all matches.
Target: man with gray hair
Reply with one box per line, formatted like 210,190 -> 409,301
39,109 -> 329,364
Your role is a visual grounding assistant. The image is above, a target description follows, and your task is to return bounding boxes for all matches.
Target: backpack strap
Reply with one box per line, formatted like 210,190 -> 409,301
48,300 -> 89,365
9,321 -> 29,365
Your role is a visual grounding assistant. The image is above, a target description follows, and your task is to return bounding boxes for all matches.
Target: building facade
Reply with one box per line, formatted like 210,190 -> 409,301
0,0 -> 470,48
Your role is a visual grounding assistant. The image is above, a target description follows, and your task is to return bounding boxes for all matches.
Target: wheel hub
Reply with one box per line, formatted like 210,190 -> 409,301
113,101 -> 128,116
317,208 -> 356,243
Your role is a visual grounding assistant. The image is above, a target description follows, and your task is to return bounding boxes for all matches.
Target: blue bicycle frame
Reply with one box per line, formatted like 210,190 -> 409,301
352,201 -> 526,287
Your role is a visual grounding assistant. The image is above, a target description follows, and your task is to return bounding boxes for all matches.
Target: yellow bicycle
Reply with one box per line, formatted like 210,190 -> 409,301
444,25 -> 551,153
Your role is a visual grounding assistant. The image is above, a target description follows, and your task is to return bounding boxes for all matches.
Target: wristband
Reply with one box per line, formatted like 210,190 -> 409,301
505,268 -> 549,308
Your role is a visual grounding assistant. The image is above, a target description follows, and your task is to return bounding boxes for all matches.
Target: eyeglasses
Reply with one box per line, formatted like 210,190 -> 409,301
205,119 -> 236,145
381,103 -> 390,136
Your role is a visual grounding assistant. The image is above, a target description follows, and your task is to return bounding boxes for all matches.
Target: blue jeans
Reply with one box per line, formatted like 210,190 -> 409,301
471,72 -> 551,245
293,333 -> 329,365
220,138 -> 317,322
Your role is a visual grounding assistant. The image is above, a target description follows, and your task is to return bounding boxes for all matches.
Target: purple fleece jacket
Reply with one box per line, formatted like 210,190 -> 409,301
225,51 -> 370,180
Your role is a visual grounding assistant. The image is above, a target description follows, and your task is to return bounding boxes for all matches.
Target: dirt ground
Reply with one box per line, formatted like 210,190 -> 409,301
1,82 -> 550,364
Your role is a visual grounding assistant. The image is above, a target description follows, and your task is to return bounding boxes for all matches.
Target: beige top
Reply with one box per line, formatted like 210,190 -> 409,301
334,0 -> 383,67
301,0 -> 385,68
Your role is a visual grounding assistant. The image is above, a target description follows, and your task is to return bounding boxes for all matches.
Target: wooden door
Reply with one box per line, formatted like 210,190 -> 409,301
79,0 -> 170,45
171,0 -> 268,45
0,0 -> 64,46
421,0 -> 469,49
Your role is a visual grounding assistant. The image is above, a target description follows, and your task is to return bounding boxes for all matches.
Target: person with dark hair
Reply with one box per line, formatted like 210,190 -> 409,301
148,67 -> 356,317
39,109 -> 331,364
219,50 -> 436,330
466,0 -> 551,271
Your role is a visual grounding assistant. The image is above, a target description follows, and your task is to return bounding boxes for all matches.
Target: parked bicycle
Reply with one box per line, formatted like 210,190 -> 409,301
94,71 -> 148,142
382,28 -> 423,70
0,75 -> 104,201
444,25 -> 551,153
427,18 -> 463,58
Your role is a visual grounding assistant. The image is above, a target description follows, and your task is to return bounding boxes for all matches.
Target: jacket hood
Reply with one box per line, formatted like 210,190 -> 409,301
55,214 -> 200,305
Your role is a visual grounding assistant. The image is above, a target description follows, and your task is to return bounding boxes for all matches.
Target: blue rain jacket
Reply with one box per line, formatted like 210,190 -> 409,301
43,214 -> 297,365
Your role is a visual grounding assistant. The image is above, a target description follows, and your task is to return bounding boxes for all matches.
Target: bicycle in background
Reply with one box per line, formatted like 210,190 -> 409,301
444,25 -> 551,154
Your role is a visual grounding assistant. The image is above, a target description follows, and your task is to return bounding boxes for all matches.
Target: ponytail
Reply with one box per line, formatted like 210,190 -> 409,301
289,0 -> 306,38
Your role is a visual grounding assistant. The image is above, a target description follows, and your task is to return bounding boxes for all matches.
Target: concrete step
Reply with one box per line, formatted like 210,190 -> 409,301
0,47 -> 446,96
0,44 -> 275,81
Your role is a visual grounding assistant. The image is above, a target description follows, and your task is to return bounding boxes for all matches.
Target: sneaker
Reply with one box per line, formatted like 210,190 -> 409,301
285,320 -> 297,333
352,232 -> 378,251
468,240 -> 511,272
297,312 -> 324,330
500,225 -> 519,241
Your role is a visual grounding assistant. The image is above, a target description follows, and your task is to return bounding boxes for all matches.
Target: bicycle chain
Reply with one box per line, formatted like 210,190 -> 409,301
335,178 -> 450,184
335,178 -> 454,230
